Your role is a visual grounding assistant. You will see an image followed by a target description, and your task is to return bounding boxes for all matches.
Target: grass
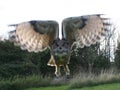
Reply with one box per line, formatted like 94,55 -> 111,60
0,75 -> 52,90
0,69 -> 120,90
0,75 -> 69,90
69,69 -> 120,89
25,83 -> 120,90
25,85 -> 68,90
73,83 -> 120,90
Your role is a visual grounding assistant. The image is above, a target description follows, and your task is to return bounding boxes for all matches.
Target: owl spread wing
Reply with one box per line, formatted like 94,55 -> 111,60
62,14 -> 111,48
9,20 -> 59,52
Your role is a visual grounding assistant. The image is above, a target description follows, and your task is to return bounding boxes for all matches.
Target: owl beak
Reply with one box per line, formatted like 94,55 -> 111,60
59,47 -> 62,49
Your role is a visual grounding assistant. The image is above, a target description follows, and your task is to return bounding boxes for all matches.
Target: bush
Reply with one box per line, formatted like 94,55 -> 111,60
69,69 -> 120,89
0,41 -> 54,78
0,75 -> 52,90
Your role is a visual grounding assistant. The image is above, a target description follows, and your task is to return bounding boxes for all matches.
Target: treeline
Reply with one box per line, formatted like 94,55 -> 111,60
0,40 -> 120,78
0,40 -> 54,78
115,42 -> 120,69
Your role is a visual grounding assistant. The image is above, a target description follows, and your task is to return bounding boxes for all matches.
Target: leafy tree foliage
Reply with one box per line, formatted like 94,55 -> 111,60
0,40 -> 54,78
0,40 -> 111,78
70,43 -> 111,74
114,43 -> 120,69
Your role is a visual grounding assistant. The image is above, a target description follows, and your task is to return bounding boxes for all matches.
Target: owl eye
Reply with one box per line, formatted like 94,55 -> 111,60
55,43 -> 59,47
62,42 -> 69,46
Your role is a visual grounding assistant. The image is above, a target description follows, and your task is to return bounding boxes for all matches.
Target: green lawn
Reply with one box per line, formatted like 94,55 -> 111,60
25,83 -> 120,90
25,85 -> 68,90
74,83 -> 120,90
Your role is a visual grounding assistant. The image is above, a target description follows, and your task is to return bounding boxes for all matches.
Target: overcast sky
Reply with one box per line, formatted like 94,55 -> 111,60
0,0 -> 120,36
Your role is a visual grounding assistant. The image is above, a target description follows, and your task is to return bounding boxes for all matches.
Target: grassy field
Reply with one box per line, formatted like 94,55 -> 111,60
0,70 -> 120,90
25,86 -> 68,90
75,83 -> 120,90
25,83 -> 120,90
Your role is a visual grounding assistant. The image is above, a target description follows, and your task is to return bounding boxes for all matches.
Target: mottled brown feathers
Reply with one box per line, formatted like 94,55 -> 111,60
9,14 -> 111,77
62,14 -> 111,48
9,14 -> 111,51
9,21 -> 59,52
9,15 -> 111,51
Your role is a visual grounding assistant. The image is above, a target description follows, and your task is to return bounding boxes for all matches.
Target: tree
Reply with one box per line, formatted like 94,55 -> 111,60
70,43 -> 111,74
114,42 -> 120,69
0,40 -> 55,78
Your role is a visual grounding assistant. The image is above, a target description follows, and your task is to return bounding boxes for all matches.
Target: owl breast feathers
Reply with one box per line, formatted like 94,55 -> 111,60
9,14 -> 111,77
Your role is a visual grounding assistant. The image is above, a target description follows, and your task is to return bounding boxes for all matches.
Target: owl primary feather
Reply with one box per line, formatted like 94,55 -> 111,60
9,14 -> 111,77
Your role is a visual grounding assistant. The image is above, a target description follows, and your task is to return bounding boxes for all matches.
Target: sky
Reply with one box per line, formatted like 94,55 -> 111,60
0,0 -> 120,37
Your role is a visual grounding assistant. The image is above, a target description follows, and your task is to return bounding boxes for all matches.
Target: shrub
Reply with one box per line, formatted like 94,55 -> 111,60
69,69 -> 120,89
0,75 -> 52,90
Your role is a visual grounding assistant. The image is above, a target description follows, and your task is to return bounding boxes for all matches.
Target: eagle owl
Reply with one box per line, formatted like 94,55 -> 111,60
9,14 -> 111,77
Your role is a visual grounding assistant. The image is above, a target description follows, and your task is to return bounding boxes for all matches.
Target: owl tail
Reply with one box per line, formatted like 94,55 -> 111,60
47,55 -> 56,66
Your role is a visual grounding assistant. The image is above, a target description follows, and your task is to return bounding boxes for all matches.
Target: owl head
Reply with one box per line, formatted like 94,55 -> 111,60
51,38 -> 71,57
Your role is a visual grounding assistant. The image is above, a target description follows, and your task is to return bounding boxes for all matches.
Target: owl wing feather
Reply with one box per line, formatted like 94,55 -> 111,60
62,14 -> 111,48
9,20 -> 59,52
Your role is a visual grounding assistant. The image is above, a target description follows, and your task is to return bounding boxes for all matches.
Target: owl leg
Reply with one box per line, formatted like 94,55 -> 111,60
63,64 -> 70,76
55,65 -> 61,77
